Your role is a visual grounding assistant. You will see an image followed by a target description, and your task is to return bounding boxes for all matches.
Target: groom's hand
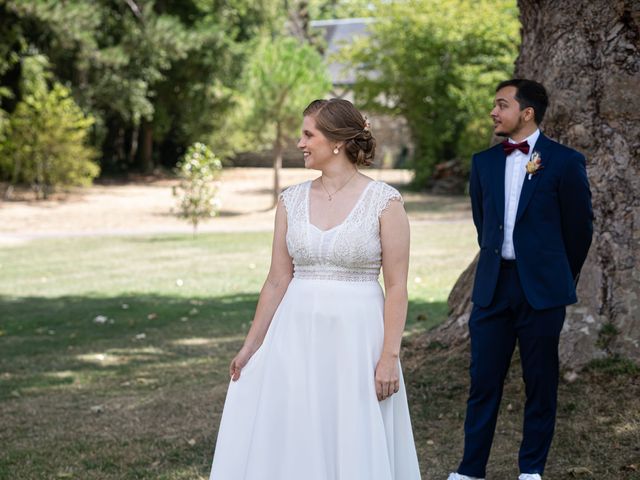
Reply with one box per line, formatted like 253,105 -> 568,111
375,352 -> 400,401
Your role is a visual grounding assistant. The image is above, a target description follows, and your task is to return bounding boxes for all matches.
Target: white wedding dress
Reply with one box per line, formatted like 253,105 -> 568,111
209,180 -> 422,480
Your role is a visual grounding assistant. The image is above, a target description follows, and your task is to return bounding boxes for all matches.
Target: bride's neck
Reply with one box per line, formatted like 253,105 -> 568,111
321,162 -> 358,188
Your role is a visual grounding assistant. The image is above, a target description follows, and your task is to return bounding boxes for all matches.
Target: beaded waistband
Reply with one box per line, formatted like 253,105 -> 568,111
293,265 -> 379,282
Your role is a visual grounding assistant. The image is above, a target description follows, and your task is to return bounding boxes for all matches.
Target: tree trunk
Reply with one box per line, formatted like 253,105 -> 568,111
140,120 -> 154,173
435,0 -> 640,369
273,122 -> 283,208
129,124 -> 139,166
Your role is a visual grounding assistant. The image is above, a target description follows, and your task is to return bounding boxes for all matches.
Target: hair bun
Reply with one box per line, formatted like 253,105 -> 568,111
346,131 -> 376,166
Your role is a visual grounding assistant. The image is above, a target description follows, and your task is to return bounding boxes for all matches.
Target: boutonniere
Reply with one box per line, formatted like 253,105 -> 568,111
526,151 -> 544,180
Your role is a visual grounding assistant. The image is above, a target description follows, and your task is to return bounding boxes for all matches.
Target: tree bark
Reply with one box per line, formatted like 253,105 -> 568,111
129,124 -> 139,166
140,120 -> 154,174
435,0 -> 640,369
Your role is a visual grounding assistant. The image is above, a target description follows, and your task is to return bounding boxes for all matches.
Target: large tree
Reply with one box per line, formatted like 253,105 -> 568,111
439,0 -> 640,369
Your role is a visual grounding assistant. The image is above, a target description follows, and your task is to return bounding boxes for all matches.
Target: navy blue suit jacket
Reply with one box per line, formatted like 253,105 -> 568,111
469,133 -> 593,310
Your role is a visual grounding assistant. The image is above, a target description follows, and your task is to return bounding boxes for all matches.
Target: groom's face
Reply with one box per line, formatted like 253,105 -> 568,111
491,86 -> 533,138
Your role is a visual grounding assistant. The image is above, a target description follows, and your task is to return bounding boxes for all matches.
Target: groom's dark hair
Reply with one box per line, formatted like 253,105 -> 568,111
496,79 -> 548,125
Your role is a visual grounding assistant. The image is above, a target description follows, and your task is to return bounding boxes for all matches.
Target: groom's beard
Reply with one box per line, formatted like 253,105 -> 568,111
496,115 -> 527,139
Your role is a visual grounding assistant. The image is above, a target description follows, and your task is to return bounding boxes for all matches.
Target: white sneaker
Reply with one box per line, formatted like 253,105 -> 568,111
519,474 -> 542,480
447,473 -> 485,480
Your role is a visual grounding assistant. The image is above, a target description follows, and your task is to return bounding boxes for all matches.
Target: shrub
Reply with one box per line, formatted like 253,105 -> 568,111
173,142 -> 222,235
1,82 -> 99,199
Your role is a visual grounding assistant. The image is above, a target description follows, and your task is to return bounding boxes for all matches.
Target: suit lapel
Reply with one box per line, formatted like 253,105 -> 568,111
515,133 -> 551,223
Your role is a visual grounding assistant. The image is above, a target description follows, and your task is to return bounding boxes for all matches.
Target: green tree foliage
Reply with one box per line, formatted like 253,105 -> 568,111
307,0 -> 376,20
0,55 -> 99,199
0,0 -> 288,174
173,142 -> 222,235
242,35 -> 331,205
342,0 -> 519,186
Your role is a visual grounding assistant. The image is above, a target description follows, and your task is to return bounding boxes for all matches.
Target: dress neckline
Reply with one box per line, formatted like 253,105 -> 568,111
306,179 -> 375,233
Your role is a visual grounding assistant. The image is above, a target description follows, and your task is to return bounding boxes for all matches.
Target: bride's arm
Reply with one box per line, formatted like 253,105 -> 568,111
376,199 -> 410,399
230,198 -> 293,381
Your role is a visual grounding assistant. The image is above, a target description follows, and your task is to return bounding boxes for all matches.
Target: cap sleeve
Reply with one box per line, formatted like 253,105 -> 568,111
376,182 -> 403,218
278,181 -> 307,215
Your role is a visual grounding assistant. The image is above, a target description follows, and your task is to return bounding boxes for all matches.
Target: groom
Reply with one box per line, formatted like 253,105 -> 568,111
449,79 -> 593,480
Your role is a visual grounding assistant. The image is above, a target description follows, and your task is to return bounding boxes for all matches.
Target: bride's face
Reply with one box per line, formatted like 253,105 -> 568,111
297,115 -> 337,170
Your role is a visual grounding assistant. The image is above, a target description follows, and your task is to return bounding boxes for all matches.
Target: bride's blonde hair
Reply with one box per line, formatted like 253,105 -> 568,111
303,99 -> 376,166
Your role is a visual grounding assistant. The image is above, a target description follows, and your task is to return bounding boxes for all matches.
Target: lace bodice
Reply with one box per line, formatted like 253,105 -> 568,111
280,180 -> 403,282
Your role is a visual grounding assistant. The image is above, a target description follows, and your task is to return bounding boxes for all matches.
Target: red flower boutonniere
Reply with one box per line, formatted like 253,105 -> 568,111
526,151 -> 544,180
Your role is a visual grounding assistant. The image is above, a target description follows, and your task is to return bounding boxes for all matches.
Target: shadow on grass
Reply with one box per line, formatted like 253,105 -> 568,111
0,292 -> 259,399
407,297 -> 449,333
0,291 -> 450,479
0,293 -> 448,400
2,291 -> 639,479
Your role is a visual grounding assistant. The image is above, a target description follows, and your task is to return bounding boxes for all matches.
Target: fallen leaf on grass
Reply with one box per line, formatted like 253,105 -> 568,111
90,405 -> 104,414
147,313 -> 158,320
564,371 -> 579,382
567,466 -> 594,476
93,315 -> 108,324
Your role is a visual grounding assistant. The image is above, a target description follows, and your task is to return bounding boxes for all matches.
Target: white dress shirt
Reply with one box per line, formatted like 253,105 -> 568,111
502,128 -> 540,259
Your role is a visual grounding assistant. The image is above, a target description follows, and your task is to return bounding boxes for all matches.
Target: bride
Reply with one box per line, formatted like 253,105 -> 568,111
209,98 -> 422,480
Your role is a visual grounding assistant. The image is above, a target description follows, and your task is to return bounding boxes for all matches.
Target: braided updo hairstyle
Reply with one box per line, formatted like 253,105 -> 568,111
303,99 -> 376,166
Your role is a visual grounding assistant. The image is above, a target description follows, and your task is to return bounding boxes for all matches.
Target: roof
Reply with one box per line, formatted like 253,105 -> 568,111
310,18 -> 375,86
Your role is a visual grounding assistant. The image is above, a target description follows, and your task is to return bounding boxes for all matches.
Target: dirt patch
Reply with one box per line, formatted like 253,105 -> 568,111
0,168 -> 470,243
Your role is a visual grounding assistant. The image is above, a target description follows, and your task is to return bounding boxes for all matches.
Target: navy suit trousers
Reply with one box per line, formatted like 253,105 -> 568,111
458,261 -> 565,478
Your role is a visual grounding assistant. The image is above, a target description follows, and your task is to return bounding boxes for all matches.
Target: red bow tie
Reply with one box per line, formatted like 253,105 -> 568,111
502,140 -> 530,155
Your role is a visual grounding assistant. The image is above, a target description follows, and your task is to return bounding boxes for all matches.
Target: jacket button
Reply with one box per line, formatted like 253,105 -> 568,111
494,249 -> 499,254
499,225 -> 503,230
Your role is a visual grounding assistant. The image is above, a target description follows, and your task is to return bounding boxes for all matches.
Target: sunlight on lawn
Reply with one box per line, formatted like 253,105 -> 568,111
76,347 -> 166,366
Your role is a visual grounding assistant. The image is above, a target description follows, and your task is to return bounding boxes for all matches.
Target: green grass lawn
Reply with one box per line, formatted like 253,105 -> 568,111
0,222 -> 477,479
2,223 -> 638,479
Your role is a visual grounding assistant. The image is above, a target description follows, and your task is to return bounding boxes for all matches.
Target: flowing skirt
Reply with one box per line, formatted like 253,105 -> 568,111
209,278 -> 422,480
